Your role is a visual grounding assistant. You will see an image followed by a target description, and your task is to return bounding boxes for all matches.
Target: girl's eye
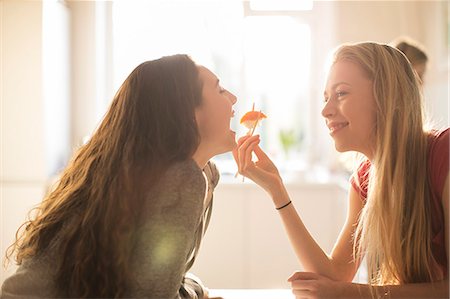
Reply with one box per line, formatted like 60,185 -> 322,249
336,91 -> 347,98
219,86 -> 226,93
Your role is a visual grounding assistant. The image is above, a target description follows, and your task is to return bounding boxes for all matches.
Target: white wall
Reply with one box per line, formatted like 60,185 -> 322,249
68,1 -> 112,147
1,1 -> 46,182
1,0 -> 70,284
43,0 -> 71,177
1,0 -> 46,284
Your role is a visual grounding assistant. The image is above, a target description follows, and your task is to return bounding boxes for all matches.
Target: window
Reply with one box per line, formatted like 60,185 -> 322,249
112,1 -> 316,177
242,16 -> 310,173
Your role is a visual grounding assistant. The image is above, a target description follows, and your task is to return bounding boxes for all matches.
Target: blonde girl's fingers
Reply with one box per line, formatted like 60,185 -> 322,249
287,271 -> 320,282
242,138 -> 260,174
253,144 -> 271,162
237,135 -> 259,169
234,136 -> 252,173
239,137 -> 259,174
232,135 -> 251,164
292,289 -> 312,299
291,286 -> 312,297
232,147 -> 239,166
237,135 -> 252,146
291,279 -> 319,291
232,142 -> 241,164
240,134 -> 259,149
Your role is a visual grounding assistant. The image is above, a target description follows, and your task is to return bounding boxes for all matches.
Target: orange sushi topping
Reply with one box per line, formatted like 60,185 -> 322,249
240,110 -> 267,129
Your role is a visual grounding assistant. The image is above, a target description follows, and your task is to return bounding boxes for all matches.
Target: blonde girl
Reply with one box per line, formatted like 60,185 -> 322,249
234,42 -> 448,298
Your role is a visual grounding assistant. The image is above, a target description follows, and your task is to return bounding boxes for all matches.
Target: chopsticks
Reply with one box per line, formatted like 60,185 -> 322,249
248,110 -> 262,137
235,109 -> 262,180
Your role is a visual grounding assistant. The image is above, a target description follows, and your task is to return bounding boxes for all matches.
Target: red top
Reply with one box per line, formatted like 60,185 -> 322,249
350,128 -> 449,279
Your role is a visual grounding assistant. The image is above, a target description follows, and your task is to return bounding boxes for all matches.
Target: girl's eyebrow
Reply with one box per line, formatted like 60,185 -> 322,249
332,81 -> 351,89
324,82 -> 351,97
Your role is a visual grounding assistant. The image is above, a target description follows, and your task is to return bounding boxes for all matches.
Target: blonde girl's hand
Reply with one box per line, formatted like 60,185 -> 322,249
202,286 -> 223,299
232,135 -> 283,197
288,272 -> 348,299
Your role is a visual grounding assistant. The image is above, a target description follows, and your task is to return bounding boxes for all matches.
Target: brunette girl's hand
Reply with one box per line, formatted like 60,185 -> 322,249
232,135 -> 284,197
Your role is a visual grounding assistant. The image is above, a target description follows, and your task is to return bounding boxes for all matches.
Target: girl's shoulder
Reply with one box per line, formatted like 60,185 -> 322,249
428,127 -> 449,142
203,161 -> 220,189
158,159 -> 206,194
427,127 -> 449,200
163,159 -> 220,190
350,158 -> 371,200
427,127 -> 449,168
165,159 -> 203,179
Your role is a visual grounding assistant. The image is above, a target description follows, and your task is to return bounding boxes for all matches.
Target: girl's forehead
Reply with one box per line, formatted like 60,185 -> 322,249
326,61 -> 369,86
330,60 -> 364,79
198,66 -> 217,81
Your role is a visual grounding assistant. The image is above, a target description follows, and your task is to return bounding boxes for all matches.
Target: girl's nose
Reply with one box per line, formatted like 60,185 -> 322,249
321,99 -> 336,118
228,91 -> 237,105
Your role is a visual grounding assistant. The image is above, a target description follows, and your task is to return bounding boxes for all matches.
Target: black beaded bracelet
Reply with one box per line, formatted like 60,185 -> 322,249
276,200 -> 292,210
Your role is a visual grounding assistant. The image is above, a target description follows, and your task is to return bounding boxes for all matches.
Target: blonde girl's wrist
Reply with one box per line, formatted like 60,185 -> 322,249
338,281 -> 358,299
269,182 -> 290,208
275,200 -> 292,210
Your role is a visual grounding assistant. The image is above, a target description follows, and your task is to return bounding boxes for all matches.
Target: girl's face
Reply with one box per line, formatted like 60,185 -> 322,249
195,66 -> 237,155
322,60 -> 377,159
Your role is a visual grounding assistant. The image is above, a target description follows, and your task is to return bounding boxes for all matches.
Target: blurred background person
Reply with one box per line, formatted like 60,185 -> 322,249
392,36 -> 429,85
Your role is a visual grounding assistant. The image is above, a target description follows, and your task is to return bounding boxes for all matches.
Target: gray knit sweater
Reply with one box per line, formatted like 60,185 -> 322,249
1,159 -> 219,299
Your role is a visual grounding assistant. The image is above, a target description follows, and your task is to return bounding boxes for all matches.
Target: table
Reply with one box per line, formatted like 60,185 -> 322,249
209,289 -> 294,299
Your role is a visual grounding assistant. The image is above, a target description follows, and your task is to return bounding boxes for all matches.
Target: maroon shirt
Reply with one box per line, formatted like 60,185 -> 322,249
350,128 -> 449,279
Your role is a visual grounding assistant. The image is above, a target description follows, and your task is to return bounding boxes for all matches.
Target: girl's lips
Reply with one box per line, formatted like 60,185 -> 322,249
328,122 -> 349,135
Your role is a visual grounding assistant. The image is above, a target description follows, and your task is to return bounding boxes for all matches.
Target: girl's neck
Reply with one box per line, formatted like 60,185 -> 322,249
192,145 -> 212,170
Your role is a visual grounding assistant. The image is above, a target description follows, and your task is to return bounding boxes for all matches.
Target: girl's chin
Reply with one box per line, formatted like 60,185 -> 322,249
216,136 -> 238,155
334,142 -> 353,153
224,140 -> 238,153
208,130 -> 237,156
334,144 -> 347,153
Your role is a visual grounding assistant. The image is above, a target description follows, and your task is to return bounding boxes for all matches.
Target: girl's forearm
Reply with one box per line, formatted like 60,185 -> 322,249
344,279 -> 449,299
270,185 -> 341,280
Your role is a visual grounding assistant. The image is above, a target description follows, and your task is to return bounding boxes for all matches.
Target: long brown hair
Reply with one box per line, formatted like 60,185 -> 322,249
6,54 -> 203,297
334,43 -> 436,291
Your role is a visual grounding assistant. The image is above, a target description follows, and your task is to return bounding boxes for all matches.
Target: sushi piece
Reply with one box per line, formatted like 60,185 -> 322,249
234,106 -> 266,180
240,110 -> 267,130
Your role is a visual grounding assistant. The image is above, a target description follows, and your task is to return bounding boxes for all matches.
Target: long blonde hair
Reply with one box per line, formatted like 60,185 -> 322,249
333,43 -> 437,287
5,55 -> 203,297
